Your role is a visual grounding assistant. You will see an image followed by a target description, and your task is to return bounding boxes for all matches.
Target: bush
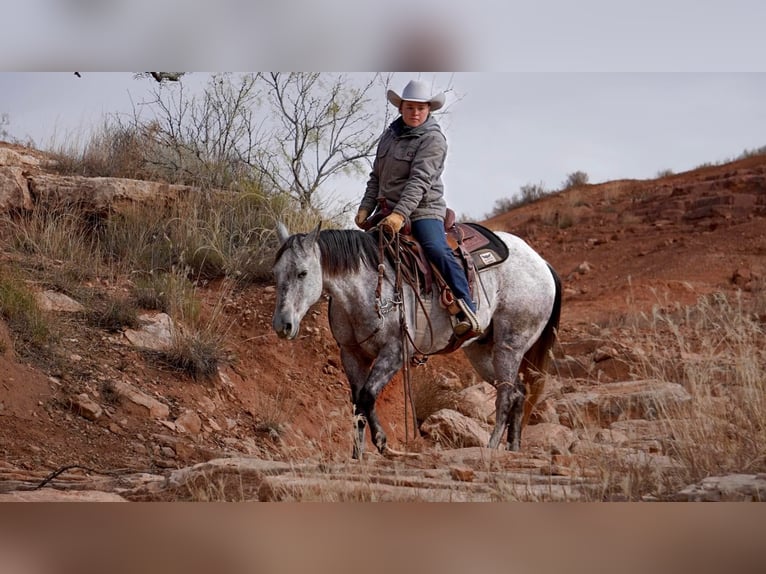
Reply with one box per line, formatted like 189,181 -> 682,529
156,279 -> 234,381
88,295 -> 139,332
519,181 -> 549,203
2,202 -> 103,280
49,119 -> 149,180
561,170 -> 589,190
0,270 -> 50,349
162,329 -> 224,380
485,181 -> 550,218
630,292 -> 766,484
736,145 -> 766,160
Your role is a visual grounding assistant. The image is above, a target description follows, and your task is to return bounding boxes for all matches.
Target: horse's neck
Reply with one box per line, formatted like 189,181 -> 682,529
323,268 -> 380,314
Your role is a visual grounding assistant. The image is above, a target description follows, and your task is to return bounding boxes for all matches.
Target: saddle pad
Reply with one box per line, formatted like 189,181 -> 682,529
456,222 -> 509,271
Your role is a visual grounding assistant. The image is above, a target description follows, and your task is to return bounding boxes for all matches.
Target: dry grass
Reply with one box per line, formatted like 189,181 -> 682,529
87,294 -> 140,332
157,278 -> 234,381
558,289 -> 766,500
631,291 -> 766,478
0,203 -> 104,282
48,119 -> 148,180
99,188 -> 316,284
0,268 -> 50,349
410,367 -> 461,426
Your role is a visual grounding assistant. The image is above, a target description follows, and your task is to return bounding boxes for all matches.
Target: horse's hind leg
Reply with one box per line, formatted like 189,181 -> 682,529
506,378 -> 525,451
489,376 -> 525,450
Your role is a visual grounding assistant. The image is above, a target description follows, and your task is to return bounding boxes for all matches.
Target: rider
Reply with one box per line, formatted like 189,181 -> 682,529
354,79 -> 480,337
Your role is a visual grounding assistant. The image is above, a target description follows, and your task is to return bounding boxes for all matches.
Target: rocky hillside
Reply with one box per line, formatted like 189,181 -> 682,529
1,141 -> 764,501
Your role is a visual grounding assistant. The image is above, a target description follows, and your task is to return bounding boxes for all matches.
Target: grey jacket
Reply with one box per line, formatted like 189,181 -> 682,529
360,115 -> 447,222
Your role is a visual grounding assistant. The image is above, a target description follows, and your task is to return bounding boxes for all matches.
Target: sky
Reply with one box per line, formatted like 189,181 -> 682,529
2,72 -> 764,220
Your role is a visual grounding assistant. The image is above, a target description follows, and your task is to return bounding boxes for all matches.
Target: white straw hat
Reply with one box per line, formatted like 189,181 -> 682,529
386,79 -> 445,111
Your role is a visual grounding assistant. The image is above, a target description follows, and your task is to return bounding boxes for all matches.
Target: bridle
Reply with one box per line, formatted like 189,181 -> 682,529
374,229 -> 437,444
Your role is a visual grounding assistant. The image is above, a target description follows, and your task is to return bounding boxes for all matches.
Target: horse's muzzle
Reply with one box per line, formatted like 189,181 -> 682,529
272,314 -> 299,340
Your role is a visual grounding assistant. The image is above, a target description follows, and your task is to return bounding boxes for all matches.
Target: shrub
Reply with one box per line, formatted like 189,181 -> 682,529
133,267 -> 200,321
410,369 -> 460,426
2,202 -> 103,280
485,197 -> 516,219
561,170 -> 589,190
630,292 -> 766,485
88,295 -> 140,332
155,278 -> 233,381
162,328 -> 224,380
0,270 -> 50,349
519,181 -> 549,204
736,145 -> 766,160
485,182 -> 551,217
48,118 -> 148,180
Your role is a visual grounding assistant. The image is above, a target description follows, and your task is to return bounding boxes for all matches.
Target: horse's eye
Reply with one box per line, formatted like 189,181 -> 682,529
298,270 -> 308,279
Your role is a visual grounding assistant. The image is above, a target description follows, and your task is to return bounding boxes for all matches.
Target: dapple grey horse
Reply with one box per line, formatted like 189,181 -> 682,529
272,223 -> 561,458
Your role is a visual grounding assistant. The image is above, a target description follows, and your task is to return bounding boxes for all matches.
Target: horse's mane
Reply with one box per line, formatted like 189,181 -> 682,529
317,229 -> 380,276
275,229 -> 380,277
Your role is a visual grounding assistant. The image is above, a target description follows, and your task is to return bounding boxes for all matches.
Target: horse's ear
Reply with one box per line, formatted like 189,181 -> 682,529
276,221 -> 290,245
304,221 -> 322,246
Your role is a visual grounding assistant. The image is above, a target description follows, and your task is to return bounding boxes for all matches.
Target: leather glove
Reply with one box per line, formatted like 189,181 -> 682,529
380,212 -> 405,234
354,209 -> 369,229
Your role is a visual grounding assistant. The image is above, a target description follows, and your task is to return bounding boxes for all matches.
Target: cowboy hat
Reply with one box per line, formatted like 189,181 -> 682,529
386,80 -> 445,111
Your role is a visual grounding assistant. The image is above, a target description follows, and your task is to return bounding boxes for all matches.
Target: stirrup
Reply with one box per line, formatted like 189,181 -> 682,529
453,299 -> 480,336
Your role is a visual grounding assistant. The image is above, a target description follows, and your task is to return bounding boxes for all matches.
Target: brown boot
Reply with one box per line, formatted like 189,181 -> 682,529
453,299 -> 480,336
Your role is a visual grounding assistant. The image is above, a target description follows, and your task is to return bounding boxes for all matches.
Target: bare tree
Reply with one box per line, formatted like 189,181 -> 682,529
251,73 -> 391,209
133,72 -> 187,84
133,73 -> 393,210
135,73 -> 261,189
0,113 -> 10,140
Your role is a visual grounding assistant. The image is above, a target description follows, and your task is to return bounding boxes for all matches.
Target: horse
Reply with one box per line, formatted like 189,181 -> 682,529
272,222 -> 561,458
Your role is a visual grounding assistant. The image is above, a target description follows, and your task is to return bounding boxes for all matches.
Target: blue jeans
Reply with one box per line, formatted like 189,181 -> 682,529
411,218 -> 476,313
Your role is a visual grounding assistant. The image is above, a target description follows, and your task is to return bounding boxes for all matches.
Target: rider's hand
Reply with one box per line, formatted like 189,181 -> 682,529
354,209 -> 369,229
380,212 -> 405,234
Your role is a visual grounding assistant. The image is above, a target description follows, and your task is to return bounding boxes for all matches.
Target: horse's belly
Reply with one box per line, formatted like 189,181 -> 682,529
409,297 -> 454,352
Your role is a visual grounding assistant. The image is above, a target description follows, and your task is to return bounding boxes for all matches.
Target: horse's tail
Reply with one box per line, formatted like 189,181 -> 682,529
521,262 -> 562,425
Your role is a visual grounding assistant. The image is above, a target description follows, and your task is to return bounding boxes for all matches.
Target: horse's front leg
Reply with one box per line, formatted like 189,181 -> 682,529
339,347 -> 372,459
356,343 -> 403,455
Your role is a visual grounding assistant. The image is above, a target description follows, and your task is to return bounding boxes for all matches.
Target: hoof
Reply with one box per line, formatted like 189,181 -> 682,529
374,435 -> 387,454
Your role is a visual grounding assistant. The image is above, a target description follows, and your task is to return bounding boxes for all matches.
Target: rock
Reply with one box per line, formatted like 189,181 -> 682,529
420,409 -> 490,448
450,466 -> 475,482
674,473 -> 766,502
27,173 -> 191,215
0,489 -> 128,502
35,290 -> 85,313
70,393 -> 103,421
0,146 -> 45,168
593,346 -> 618,363
111,380 -> 170,419
552,355 -> 591,380
609,419 -> 673,442
0,166 -> 32,210
523,423 -> 577,454
593,428 -> 629,445
556,380 -> 692,427
123,313 -> 175,351
455,382 -> 496,424
175,410 -> 202,435
160,446 -> 176,458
